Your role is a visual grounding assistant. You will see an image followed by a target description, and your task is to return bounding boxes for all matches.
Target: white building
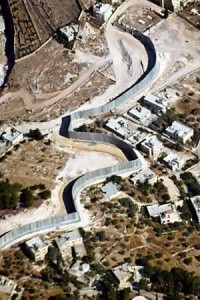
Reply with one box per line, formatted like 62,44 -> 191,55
1,128 -> 23,146
147,203 -> 181,224
55,229 -> 83,259
141,135 -> 164,160
130,168 -> 157,185
143,94 -> 168,114
106,117 -> 130,139
101,181 -> 121,200
0,276 -> 17,297
190,196 -> 200,223
25,236 -> 48,261
166,121 -> 194,144
163,153 -> 185,171
94,3 -> 113,22
60,23 -> 78,42
128,105 -> 152,124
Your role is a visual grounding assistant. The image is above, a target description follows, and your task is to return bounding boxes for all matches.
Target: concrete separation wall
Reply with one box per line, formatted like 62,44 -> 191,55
0,26 -> 159,250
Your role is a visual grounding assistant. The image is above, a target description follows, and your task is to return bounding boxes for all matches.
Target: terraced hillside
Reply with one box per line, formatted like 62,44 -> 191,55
7,0 -> 92,59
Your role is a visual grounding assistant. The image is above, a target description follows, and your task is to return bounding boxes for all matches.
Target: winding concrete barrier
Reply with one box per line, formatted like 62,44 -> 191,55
0,27 -> 160,250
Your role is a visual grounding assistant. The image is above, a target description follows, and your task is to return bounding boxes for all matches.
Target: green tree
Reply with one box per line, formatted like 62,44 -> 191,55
39,189 -> 51,199
20,188 -> 34,207
28,128 -> 44,140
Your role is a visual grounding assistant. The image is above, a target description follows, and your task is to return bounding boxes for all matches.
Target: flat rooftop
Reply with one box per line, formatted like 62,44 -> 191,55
163,153 -> 185,166
147,203 -> 177,217
106,117 -> 130,138
56,229 -> 82,249
141,135 -> 162,148
131,168 -> 157,184
144,94 -> 168,109
101,181 -> 120,198
2,128 -> 22,142
166,121 -> 193,138
25,236 -> 47,253
128,105 -> 151,120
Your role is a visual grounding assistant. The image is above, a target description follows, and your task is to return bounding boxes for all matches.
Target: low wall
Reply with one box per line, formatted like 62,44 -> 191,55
0,26 -> 159,250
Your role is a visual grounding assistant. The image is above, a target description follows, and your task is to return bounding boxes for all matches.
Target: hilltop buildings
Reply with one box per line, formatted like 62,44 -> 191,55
25,236 -> 48,261
141,135 -> 164,160
166,121 -> 194,144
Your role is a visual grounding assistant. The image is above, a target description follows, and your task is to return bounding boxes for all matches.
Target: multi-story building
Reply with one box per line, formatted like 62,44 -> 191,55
163,153 -> 185,171
55,229 -> 83,259
166,121 -> 194,144
143,94 -> 168,114
141,135 -> 164,160
25,236 -> 48,261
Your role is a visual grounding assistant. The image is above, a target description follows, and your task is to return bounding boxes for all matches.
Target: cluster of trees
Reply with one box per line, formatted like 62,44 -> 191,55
0,180 -> 22,210
27,128 -> 44,141
137,179 -> 170,202
0,179 -> 51,210
136,257 -> 200,299
180,172 -> 200,197
106,175 -> 123,185
149,108 -> 177,133
119,197 -> 138,218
